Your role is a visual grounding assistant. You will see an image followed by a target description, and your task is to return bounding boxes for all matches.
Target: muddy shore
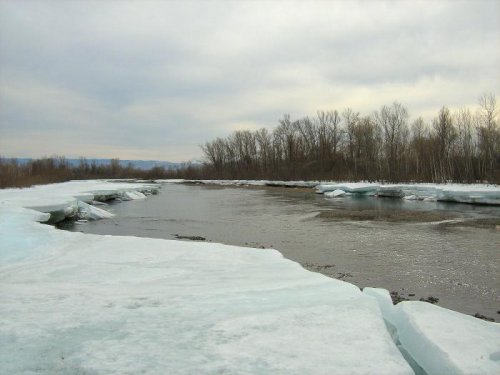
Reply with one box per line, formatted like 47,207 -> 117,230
316,208 -> 458,223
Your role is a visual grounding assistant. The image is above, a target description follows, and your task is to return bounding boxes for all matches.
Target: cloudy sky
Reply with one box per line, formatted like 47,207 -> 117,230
1,0 -> 498,161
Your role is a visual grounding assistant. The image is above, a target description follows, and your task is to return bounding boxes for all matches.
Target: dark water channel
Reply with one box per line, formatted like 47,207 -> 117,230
64,183 -> 500,320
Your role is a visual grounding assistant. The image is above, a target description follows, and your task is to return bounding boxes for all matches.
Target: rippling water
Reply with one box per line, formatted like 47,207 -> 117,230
64,183 -> 500,319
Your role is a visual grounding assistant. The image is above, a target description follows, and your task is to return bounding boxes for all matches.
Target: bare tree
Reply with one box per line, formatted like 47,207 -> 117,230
375,102 -> 409,181
255,128 -> 272,174
342,108 -> 359,174
317,110 -> 342,162
199,95 -> 498,183
455,108 -> 475,181
432,106 -> 457,182
410,117 -> 429,180
477,93 -> 499,180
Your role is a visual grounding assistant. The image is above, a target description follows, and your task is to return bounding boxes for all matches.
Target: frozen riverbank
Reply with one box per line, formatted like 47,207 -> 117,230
1,181 -> 499,374
173,179 -> 500,205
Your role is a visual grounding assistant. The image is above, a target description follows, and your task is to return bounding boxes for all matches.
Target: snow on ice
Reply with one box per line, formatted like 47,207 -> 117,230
364,288 -> 500,375
324,189 -> 348,198
172,179 -> 500,205
316,182 -> 500,205
0,180 -> 499,374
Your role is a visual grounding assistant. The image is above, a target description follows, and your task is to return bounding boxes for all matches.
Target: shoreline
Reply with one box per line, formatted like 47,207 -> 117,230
57,181 -> 499,320
182,181 -> 500,229
1,180 -> 499,374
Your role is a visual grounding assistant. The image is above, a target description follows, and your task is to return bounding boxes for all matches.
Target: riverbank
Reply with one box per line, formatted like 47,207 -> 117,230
180,180 -> 500,229
1,180 -> 499,374
63,180 -> 500,319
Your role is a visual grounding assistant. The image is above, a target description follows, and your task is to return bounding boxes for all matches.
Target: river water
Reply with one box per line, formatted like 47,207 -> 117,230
64,183 -> 500,319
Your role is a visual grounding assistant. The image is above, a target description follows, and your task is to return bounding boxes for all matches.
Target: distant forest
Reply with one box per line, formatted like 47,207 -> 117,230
200,93 -> 499,183
1,94 -> 498,188
0,158 -> 162,188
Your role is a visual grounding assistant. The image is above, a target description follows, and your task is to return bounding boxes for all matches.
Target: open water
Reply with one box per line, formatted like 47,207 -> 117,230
64,183 -> 500,319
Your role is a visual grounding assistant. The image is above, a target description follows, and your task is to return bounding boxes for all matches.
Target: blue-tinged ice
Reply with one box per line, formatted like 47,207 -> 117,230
314,182 -> 500,205
0,181 -> 413,374
1,180 -> 499,375
324,189 -> 347,198
162,180 -> 500,205
364,287 -> 500,375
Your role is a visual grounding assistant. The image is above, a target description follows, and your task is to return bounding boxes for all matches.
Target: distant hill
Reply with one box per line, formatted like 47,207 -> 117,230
9,158 -> 197,170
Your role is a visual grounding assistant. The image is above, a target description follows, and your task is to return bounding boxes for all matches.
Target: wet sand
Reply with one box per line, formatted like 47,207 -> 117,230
436,217 -> 500,229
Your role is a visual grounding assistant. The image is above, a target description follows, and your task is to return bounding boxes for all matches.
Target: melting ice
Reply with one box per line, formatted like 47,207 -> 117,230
0,180 -> 499,375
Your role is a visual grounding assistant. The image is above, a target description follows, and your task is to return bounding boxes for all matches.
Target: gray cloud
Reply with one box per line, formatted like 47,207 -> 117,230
1,0 -> 499,161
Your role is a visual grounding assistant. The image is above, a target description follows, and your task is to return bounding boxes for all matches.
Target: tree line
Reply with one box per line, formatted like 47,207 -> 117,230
201,94 -> 499,183
2,94 -> 498,188
0,157 -> 202,188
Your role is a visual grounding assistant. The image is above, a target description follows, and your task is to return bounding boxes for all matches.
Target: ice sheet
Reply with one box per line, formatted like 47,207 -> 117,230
316,182 -> 500,205
0,180 -> 158,224
393,302 -> 500,375
363,287 -> 397,326
0,181 -> 413,374
2,180 -> 499,374
363,287 -> 500,375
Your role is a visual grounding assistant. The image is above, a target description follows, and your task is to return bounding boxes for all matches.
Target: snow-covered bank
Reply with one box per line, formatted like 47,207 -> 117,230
0,180 -> 159,224
316,182 -> 500,205
166,179 -> 500,205
1,181 -> 499,374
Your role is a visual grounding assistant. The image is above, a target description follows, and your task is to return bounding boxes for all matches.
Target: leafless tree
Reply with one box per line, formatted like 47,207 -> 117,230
199,96 -> 498,183
477,93 -> 499,180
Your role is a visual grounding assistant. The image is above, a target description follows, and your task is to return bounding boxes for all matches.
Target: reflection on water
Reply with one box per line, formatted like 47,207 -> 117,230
64,183 -> 500,319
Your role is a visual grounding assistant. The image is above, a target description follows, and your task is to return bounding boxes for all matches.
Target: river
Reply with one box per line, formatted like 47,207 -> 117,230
62,182 -> 500,320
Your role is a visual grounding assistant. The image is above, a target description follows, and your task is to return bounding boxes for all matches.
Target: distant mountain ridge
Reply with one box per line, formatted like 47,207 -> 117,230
8,158 -> 200,170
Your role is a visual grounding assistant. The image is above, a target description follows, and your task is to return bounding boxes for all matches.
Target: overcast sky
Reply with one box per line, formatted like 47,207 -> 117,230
1,0 -> 498,161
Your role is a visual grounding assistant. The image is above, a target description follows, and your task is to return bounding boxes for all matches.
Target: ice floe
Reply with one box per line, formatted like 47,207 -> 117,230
364,287 -> 500,375
77,201 -> 115,220
394,302 -> 500,375
324,189 -> 347,198
1,180 -> 499,374
317,183 -> 380,195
